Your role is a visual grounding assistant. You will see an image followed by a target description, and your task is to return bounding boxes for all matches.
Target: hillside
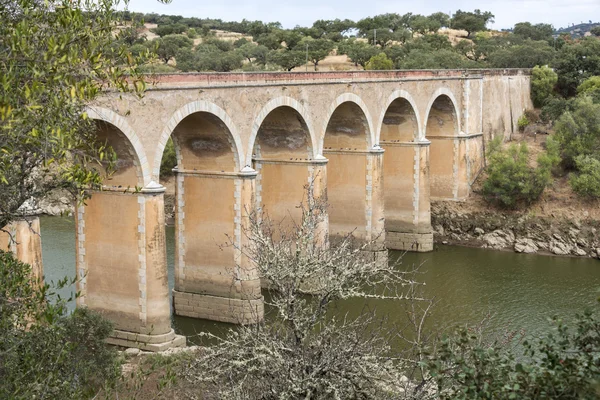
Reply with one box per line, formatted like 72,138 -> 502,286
555,22 -> 599,38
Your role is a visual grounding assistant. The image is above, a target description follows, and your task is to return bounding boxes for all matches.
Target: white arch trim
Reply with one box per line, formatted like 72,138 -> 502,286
319,93 -> 376,154
375,90 -> 422,143
422,88 -> 462,141
246,96 -> 317,166
154,101 -> 244,179
86,106 -> 152,186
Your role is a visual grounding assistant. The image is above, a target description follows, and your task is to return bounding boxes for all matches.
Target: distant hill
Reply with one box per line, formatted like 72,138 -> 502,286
555,22 -> 599,38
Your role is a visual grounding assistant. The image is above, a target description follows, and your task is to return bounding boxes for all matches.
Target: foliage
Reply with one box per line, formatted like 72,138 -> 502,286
151,23 -> 187,37
0,0 -> 167,229
268,49 -> 307,71
570,156 -> 600,198
0,251 -> 120,399
428,301 -> 600,398
554,96 -> 600,169
513,22 -> 554,42
298,37 -> 335,70
487,40 -> 555,68
592,26 -> 600,37
338,39 -> 381,67
160,138 -> 178,177
531,65 -> 558,108
577,75 -> 600,95
451,9 -> 495,38
154,34 -> 193,63
540,96 -> 574,123
181,186 -> 432,399
365,53 -> 394,70
396,49 -> 477,70
517,114 -> 530,132
482,138 -> 559,208
554,37 -> 600,97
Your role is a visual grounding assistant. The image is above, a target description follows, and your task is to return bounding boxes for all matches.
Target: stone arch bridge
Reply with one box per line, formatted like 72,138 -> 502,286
66,69 -> 531,350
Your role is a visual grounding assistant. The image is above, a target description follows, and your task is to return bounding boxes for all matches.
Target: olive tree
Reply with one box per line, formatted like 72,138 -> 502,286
0,0 -> 168,230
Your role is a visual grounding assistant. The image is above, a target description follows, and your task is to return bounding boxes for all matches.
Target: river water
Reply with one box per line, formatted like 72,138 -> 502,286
40,216 -> 600,345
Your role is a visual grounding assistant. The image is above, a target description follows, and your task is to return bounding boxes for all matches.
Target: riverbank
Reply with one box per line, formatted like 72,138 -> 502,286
432,200 -> 600,259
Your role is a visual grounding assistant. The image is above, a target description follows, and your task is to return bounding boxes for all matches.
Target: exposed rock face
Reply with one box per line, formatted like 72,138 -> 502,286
432,202 -> 600,259
19,190 -> 74,217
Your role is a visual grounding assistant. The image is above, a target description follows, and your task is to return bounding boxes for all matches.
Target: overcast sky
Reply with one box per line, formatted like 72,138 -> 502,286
127,0 -> 598,31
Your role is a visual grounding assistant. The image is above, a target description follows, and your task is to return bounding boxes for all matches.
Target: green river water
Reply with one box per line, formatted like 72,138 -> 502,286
40,215 -> 600,345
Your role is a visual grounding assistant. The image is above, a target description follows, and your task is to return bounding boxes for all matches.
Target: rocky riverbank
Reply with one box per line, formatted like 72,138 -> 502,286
432,201 -> 600,259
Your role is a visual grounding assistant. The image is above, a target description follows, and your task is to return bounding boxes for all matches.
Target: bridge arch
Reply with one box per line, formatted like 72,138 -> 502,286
424,88 -> 461,200
423,88 -> 461,140
86,107 -> 151,187
377,90 -> 422,143
320,93 -> 375,153
247,96 -> 317,166
154,101 -> 243,179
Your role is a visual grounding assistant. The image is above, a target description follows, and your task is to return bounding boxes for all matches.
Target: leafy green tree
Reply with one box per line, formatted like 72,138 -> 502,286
451,9 -> 495,38
151,23 -> 187,37
531,65 -> 558,107
554,37 -> 600,97
237,42 -> 269,65
364,53 -> 394,70
338,39 -> 380,67
482,138 -> 559,208
268,49 -> 306,71
0,251 -> 120,398
488,40 -> 555,68
155,34 -> 193,63
554,96 -> 600,169
174,47 -> 197,71
591,26 -> 600,37
397,49 -> 475,69
186,27 -> 198,39
0,0 -> 164,229
570,155 -> 600,198
428,12 -> 450,28
410,15 -> 441,35
153,35 -> 194,64
513,22 -> 554,42
299,38 -> 334,71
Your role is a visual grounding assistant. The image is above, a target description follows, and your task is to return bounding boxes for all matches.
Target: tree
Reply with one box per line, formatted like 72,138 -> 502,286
428,12 -> 450,28
451,9 -> 495,38
268,49 -> 306,71
0,0 -> 167,230
590,26 -> 600,37
554,96 -> 600,169
488,40 -> 555,68
513,22 -> 554,42
531,65 -> 558,108
155,34 -> 193,63
338,39 -> 380,67
151,23 -> 187,37
410,15 -> 441,35
570,155 -> 600,198
365,53 -> 394,70
577,75 -> 600,95
396,49 -> 475,70
299,38 -> 334,71
181,186 -> 430,398
554,37 -> 600,97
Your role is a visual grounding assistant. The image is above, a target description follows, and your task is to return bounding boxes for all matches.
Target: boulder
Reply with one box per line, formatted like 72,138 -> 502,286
483,229 -> 515,249
474,227 -> 485,236
514,238 -> 538,254
549,240 -> 571,256
573,247 -> 587,257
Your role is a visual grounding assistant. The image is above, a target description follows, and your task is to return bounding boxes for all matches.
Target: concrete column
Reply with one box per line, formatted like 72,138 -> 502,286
76,183 -> 184,352
323,148 -> 386,255
383,141 -> 433,252
0,217 -> 43,281
172,168 -> 264,325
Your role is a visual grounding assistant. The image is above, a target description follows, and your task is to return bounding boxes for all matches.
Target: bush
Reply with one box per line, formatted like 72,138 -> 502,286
577,75 -> 600,96
554,96 -> 600,169
570,155 -> 600,198
482,137 -> 558,208
364,52 -> 394,70
428,301 -> 600,398
531,65 -> 558,108
0,251 -> 120,399
187,27 -> 198,39
517,114 -> 530,132
540,96 -> 573,123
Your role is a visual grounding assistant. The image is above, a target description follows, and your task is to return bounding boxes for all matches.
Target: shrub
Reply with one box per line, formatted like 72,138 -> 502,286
554,96 -> 600,169
364,52 -> 394,70
531,65 -> 558,107
517,114 -> 530,132
540,96 -> 573,123
428,301 -> 600,398
570,155 -> 600,198
482,137 -> 558,208
577,75 -> 600,95
0,251 -> 120,399
187,27 -> 198,39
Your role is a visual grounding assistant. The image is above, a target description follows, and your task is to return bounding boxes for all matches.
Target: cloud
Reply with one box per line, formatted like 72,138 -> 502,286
128,0 -> 597,30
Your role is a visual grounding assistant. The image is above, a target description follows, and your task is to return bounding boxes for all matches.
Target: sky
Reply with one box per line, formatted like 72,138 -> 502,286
126,0 -> 599,31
